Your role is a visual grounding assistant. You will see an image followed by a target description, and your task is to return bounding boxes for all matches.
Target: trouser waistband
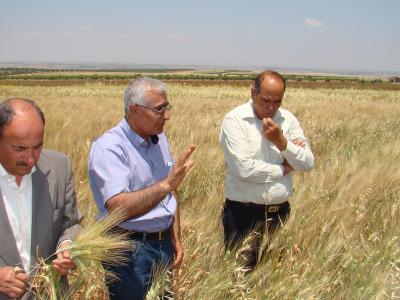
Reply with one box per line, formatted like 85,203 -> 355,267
225,198 -> 289,213
116,226 -> 172,241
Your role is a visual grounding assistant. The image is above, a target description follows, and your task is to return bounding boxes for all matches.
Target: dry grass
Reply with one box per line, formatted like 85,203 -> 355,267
1,82 -> 400,299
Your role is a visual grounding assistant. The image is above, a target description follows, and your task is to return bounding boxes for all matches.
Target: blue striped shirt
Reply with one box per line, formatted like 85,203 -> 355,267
88,118 -> 176,232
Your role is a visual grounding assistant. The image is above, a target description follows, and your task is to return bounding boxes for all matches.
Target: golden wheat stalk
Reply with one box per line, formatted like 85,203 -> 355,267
28,209 -> 131,300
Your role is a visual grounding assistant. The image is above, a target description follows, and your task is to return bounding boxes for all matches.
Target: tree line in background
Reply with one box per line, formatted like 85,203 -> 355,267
0,67 -> 390,84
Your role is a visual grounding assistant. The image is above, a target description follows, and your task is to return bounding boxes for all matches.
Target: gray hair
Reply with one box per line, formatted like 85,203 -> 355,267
0,98 -> 45,139
124,77 -> 166,115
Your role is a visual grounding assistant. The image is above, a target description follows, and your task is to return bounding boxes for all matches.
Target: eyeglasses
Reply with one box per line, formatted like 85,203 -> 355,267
135,103 -> 173,114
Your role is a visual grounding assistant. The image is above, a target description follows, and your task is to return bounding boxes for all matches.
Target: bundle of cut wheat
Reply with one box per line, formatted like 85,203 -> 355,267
29,210 -> 131,300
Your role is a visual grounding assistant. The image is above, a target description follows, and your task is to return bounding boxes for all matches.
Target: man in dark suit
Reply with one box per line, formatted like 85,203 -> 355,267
0,98 -> 80,299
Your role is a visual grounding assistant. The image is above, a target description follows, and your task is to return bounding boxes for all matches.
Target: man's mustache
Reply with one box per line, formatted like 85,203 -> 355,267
16,162 -> 30,167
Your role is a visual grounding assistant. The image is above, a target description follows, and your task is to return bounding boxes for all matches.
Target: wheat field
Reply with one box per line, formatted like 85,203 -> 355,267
1,82 -> 400,299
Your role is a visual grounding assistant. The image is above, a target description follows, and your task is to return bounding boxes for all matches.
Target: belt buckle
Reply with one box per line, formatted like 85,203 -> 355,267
268,205 -> 279,213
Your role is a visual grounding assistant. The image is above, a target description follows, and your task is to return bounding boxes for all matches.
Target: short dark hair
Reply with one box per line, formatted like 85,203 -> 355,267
253,70 -> 286,94
0,98 -> 45,139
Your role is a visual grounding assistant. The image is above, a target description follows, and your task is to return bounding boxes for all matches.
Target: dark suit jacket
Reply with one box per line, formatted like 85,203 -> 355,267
0,149 -> 80,300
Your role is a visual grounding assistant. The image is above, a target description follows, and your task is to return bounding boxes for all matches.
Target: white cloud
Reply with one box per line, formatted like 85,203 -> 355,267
304,18 -> 324,28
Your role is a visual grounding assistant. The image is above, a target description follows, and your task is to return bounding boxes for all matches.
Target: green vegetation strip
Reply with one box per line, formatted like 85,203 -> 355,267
0,67 -> 379,83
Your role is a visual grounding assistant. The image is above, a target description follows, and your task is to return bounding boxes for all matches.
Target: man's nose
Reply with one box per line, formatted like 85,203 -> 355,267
266,102 -> 274,111
25,156 -> 36,167
24,150 -> 37,167
163,110 -> 171,120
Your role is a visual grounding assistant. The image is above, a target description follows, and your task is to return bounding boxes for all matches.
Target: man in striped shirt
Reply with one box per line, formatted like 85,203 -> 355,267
89,77 -> 195,300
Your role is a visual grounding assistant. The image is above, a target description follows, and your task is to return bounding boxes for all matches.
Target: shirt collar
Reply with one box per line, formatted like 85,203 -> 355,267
238,99 -> 256,119
239,99 -> 284,122
120,118 -> 157,148
0,163 -> 7,177
0,163 -> 36,183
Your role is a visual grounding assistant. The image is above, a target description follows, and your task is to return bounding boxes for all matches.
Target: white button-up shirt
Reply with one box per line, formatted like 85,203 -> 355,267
0,163 -> 34,273
220,100 -> 314,205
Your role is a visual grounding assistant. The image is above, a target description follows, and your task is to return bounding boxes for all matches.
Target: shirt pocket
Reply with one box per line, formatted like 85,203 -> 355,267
153,162 -> 172,181
246,127 -> 263,159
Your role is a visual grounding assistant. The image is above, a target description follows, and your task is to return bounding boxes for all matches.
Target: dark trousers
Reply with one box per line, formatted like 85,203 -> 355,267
222,199 -> 290,271
106,238 -> 174,300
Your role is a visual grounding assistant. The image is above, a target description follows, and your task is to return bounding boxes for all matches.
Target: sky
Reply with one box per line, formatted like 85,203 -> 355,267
1,0 -> 399,72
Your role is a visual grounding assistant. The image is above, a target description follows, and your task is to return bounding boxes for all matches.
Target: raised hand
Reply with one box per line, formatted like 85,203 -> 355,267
262,118 -> 287,150
164,144 -> 196,191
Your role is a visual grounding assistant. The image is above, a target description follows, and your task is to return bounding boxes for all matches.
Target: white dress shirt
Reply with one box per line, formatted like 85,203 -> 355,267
220,100 -> 314,205
0,163 -> 34,273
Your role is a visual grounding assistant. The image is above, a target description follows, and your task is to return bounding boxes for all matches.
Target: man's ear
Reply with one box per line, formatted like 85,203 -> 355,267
129,104 -> 138,114
251,87 -> 256,99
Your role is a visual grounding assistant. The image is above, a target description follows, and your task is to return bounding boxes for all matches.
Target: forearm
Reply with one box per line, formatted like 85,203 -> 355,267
226,155 -> 284,183
99,143 -> 195,219
282,141 -> 314,171
106,179 -> 172,218
221,121 -> 284,183
58,224 -> 81,247
170,191 -> 184,268
171,191 -> 181,243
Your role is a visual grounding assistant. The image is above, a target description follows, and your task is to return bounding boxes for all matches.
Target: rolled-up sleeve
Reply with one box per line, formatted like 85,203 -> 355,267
282,115 -> 314,171
88,141 -> 132,207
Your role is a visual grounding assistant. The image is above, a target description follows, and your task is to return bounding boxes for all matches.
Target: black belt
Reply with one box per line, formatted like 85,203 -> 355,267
226,199 -> 288,213
117,227 -> 172,241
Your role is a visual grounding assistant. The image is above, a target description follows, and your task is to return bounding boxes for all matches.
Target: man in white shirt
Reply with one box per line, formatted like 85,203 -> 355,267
0,98 -> 80,299
220,70 -> 314,272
